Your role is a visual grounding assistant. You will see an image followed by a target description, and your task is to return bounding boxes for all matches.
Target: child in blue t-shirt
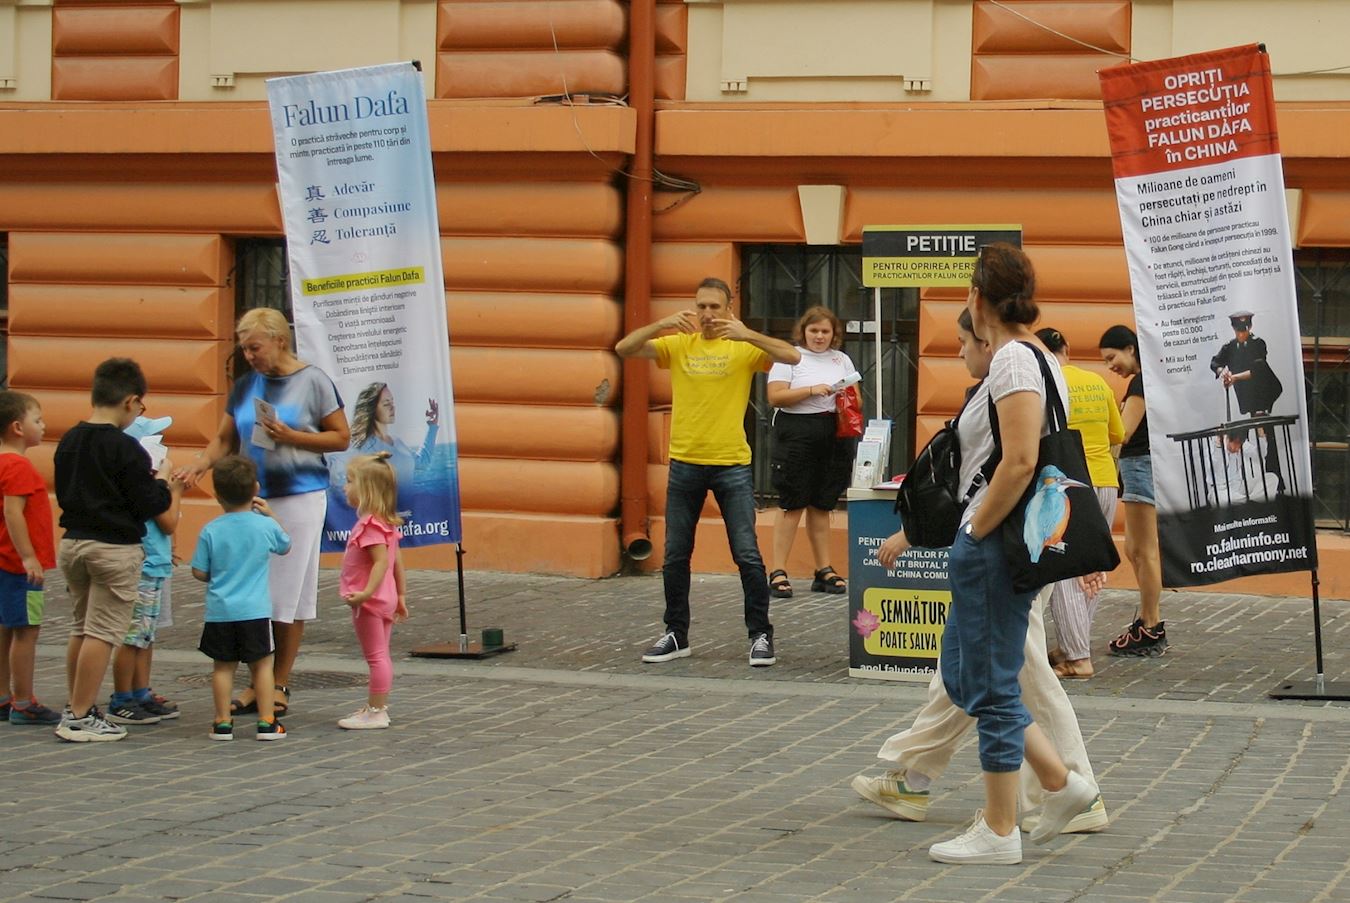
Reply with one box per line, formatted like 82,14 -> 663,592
191,455 -> 291,741
108,416 -> 183,726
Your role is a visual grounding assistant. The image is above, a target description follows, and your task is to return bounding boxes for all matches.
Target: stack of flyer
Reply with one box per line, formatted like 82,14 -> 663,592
850,419 -> 892,489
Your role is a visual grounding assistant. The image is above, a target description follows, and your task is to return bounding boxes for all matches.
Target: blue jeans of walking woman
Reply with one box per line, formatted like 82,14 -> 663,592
662,460 -> 773,643
940,527 -> 1038,773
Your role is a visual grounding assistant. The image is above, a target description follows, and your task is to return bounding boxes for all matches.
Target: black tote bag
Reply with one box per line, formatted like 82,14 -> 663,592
988,343 -> 1120,593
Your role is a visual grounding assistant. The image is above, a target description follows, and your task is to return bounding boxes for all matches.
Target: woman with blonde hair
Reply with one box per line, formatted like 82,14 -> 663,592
178,307 -> 349,717
765,306 -> 858,598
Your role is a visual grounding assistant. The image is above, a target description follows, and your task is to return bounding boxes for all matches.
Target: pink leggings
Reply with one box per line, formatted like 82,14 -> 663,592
352,610 -> 394,695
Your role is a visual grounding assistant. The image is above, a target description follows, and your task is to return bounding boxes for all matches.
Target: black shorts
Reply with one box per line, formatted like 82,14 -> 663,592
199,618 -> 274,664
770,412 -> 857,511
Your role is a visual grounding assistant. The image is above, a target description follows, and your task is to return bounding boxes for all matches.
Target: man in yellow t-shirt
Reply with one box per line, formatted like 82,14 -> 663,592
616,277 -> 800,667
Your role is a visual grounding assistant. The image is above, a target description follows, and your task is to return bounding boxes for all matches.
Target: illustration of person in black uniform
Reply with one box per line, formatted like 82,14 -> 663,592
1209,311 -> 1284,489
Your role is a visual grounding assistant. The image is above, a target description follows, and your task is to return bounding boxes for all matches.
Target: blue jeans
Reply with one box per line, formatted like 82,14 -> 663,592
662,460 -> 772,643
940,527 -> 1037,773
1119,455 -> 1156,505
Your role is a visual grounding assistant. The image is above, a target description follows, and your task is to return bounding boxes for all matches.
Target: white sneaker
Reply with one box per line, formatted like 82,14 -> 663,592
338,705 -> 390,730
1030,771 -> 1097,845
849,771 -> 930,821
54,706 -> 128,742
928,810 -> 1022,864
1021,794 -> 1108,835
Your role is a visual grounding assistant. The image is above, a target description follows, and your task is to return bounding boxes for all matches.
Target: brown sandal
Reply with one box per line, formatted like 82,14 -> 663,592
769,569 -> 793,599
1053,659 -> 1094,680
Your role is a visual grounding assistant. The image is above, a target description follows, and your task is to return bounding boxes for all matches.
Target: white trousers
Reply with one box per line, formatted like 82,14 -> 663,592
267,490 -> 326,623
1048,487 -> 1119,661
874,585 -> 1098,813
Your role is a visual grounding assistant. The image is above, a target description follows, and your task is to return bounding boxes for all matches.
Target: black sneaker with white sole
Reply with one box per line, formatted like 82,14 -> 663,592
641,631 -> 691,663
106,701 -> 162,725
749,633 -> 776,666
140,697 -> 180,720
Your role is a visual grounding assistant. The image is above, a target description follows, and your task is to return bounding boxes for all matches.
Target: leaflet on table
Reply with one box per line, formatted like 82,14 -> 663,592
851,419 -> 892,488
864,419 -> 891,472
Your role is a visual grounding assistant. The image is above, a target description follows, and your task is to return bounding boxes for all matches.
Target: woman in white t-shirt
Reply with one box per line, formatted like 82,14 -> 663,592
765,307 -> 858,599
878,244 -> 1095,865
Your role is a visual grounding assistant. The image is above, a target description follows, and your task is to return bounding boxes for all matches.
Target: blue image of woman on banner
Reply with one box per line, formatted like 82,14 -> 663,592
326,381 -> 460,549
351,381 -> 438,493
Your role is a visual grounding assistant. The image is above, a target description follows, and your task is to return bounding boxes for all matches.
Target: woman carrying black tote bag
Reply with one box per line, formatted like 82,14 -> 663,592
894,243 -> 1097,865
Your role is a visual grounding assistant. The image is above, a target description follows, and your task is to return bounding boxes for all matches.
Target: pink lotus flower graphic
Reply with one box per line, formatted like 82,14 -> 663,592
852,608 -> 881,639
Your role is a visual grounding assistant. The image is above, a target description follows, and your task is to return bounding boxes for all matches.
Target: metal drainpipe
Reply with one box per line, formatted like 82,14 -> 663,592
619,0 -> 656,562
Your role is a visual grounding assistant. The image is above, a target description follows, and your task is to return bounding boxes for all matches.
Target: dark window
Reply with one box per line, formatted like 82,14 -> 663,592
740,246 -> 920,504
1296,248 -> 1350,530
231,238 -> 291,378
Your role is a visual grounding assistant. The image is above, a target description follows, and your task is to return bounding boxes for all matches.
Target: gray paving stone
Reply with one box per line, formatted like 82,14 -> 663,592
10,569 -> 1350,903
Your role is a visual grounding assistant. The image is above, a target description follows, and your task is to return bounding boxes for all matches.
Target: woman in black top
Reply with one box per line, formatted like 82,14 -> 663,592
1098,325 -> 1166,658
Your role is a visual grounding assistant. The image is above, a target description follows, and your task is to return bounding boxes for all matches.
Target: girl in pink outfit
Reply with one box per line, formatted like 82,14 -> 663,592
337,452 -> 407,730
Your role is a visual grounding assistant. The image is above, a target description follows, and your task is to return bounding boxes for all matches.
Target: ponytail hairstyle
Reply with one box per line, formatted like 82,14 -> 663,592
346,452 -> 403,526
1034,327 -> 1068,355
972,242 -> 1038,326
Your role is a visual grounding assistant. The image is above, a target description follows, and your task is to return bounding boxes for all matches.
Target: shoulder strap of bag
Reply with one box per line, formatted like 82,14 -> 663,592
982,341 -> 1066,477
952,379 -> 991,503
1017,340 -> 1067,431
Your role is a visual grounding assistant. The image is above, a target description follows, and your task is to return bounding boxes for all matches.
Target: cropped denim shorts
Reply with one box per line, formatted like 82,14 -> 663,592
1119,455 -> 1155,505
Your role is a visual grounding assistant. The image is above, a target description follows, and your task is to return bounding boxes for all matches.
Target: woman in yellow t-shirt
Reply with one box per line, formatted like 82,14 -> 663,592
1034,328 -> 1123,680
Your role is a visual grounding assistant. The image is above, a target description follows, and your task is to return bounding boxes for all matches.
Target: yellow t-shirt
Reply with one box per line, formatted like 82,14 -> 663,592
653,333 -> 771,465
1063,364 -> 1125,488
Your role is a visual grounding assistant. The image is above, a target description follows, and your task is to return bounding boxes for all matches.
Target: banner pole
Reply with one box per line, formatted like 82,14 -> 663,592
1269,568 -> 1350,699
873,286 -> 882,419
410,542 -> 518,660
456,542 -> 470,652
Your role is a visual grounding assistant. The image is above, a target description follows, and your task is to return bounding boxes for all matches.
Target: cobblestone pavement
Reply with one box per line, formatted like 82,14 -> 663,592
5,569 -> 1350,902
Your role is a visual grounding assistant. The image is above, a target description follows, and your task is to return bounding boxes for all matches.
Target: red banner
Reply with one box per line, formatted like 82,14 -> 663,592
1099,43 -> 1279,180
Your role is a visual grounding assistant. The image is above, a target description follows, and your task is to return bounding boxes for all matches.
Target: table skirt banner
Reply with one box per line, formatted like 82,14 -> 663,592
847,489 -> 950,681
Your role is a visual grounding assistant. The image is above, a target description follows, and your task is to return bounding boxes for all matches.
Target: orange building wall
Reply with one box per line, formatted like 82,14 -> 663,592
51,1 -> 180,101
434,0 -> 686,101
6,3 -> 1350,596
7,231 -> 233,545
970,0 -> 1130,101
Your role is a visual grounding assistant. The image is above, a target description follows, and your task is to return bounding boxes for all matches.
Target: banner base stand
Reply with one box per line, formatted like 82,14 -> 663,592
1270,571 -> 1346,699
1268,677 -> 1350,701
408,543 -> 517,661
411,639 -> 517,660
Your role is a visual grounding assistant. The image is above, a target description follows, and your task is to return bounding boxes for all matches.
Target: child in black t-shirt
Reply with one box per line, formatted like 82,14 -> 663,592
53,358 -> 184,742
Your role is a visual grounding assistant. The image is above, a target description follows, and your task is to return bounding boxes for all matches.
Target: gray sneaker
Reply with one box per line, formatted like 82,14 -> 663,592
55,706 -> 128,742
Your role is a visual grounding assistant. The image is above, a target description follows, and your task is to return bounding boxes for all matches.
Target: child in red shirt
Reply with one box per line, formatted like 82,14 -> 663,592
0,391 -> 60,724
